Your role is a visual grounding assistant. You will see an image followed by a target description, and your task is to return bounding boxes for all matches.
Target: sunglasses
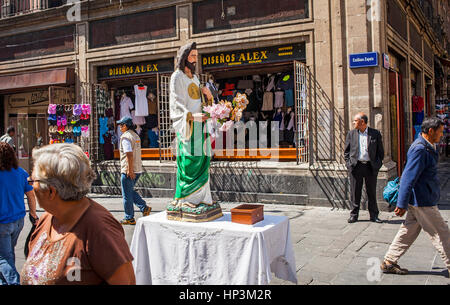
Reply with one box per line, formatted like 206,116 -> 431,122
27,178 -> 42,185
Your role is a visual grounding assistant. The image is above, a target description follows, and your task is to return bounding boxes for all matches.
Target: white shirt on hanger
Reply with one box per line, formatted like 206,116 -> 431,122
120,96 -> 134,119
134,85 -> 149,116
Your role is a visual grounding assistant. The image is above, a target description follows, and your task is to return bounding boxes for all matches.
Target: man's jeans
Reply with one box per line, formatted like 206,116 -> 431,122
0,218 -> 24,285
121,173 -> 147,220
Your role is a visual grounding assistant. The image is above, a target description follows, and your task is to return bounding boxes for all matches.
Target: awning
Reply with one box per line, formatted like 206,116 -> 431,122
0,67 -> 75,92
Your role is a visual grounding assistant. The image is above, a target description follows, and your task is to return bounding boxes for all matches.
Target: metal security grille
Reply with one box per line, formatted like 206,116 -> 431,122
80,82 -> 98,161
158,74 -> 174,162
294,60 -> 309,164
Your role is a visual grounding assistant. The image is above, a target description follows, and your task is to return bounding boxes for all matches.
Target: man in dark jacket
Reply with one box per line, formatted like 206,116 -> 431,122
344,112 -> 384,223
381,117 -> 449,276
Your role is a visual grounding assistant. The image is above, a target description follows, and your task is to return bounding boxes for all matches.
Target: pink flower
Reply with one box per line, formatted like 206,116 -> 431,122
219,120 -> 234,132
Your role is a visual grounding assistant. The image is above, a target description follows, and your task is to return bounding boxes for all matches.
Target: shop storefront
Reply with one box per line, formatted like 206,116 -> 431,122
93,57 -> 174,161
198,42 -> 308,162
0,67 -> 75,172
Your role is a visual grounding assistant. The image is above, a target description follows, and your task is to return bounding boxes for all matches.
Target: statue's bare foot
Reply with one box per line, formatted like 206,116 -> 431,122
181,202 -> 197,208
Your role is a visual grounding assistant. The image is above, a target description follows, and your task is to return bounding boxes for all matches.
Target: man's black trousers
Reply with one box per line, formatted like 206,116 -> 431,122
349,162 -> 379,219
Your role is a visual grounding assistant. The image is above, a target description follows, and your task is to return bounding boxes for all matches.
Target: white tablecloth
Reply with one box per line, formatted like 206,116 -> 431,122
130,211 -> 297,285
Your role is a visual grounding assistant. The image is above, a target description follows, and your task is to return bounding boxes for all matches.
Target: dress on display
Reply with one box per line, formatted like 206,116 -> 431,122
261,92 -> 274,111
134,85 -> 149,116
274,91 -> 284,108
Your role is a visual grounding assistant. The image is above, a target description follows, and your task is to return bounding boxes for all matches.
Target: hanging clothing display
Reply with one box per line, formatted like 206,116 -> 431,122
120,96 -> 134,119
261,92 -> 274,111
265,75 -> 276,92
103,130 -> 115,160
285,110 -> 295,145
274,91 -> 284,108
285,89 -> 294,107
206,81 -> 220,103
412,96 -> 424,112
131,110 -> 146,126
147,93 -> 158,115
134,85 -> 149,116
99,117 -> 109,144
96,88 -> 110,116
276,73 -> 294,90
222,83 -> 236,96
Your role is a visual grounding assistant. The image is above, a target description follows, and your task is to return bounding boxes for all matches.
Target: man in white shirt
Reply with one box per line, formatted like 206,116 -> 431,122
344,113 -> 385,223
117,117 -> 151,225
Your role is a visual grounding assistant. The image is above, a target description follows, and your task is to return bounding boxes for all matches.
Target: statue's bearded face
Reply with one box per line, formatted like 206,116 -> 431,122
185,49 -> 198,73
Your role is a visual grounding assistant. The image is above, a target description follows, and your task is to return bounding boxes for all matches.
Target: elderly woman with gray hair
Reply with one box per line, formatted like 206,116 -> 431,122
20,143 -> 135,285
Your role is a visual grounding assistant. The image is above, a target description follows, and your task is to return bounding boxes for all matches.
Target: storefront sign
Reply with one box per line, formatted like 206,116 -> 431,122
349,52 -> 379,68
97,58 -> 174,80
7,90 -> 49,108
383,53 -> 390,69
49,87 -> 75,104
202,43 -> 306,70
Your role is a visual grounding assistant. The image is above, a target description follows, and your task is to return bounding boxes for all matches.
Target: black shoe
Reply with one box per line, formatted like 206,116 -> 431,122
348,216 -> 358,223
370,217 -> 383,223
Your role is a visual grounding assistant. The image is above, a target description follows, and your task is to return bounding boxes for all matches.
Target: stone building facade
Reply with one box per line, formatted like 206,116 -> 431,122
0,0 -> 448,209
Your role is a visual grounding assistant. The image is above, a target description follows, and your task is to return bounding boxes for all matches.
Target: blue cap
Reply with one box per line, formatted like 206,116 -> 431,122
116,116 -> 133,127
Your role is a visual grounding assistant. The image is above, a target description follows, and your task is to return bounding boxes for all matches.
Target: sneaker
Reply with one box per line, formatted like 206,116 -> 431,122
380,260 -> 409,275
142,206 -> 152,217
121,218 -> 136,225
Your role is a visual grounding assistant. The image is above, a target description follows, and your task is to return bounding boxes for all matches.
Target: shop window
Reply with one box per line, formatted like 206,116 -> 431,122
387,0 -> 407,41
89,7 -> 176,49
0,25 -> 75,62
199,61 -> 308,162
424,43 -> 433,67
193,0 -> 309,34
409,24 -> 422,56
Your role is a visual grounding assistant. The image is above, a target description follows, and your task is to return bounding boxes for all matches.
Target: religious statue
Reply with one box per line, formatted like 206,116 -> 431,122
166,42 -> 223,222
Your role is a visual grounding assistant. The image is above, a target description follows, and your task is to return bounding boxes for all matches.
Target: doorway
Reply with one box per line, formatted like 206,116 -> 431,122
389,70 -> 406,177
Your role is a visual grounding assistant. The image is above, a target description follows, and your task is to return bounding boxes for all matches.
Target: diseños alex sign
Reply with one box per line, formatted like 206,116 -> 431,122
97,58 -> 174,80
202,43 -> 306,69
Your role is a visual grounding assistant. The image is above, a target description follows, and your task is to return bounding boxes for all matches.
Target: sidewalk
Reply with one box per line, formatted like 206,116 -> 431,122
14,162 -> 450,285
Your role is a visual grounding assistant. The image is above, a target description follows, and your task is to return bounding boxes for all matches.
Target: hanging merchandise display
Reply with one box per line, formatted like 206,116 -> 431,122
412,95 -> 425,140
204,69 -> 299,149
435,98 -> 449,157
47,103 -> 91,145
134,83 -> 149,116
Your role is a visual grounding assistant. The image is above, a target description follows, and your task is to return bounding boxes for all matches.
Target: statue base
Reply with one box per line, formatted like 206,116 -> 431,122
166,201 -> 223,223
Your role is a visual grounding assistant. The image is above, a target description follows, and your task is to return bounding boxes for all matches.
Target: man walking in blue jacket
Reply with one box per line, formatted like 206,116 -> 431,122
381,117 -> 449,276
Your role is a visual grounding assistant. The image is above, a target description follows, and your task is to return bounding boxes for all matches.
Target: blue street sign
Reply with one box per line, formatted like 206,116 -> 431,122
349,52 -> 379,68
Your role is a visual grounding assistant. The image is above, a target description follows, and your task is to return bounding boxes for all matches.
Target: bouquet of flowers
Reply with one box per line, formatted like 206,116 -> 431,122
203,93 -> 249,132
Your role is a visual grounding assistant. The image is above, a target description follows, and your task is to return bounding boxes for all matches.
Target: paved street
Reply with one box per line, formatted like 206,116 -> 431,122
14,161 -> 450,285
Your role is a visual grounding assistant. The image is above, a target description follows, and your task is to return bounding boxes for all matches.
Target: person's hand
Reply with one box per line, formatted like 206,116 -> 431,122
394,207 -> 407,217
29,213 -> 39,226
193,113 -> 208,122
201,87 -> 213,101
127,170 -> 136,180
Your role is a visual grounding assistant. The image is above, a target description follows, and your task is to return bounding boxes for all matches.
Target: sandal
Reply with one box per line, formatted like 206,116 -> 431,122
56,104 -> 64,116
48,104 -> 56,114
73,104 -> 82,116
61,115 -> 67,126
81,104 -> 88,115
81,126 -> 89,138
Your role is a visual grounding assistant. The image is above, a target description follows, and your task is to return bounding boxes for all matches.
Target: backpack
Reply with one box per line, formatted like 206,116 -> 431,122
383,177 -> 400,206
382,141 -> 434,207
